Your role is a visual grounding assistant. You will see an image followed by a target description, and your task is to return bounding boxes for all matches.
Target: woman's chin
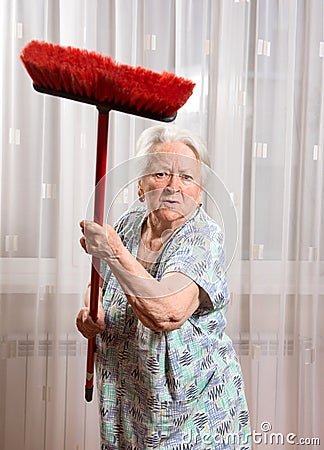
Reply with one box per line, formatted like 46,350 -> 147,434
155,207 -> 191,224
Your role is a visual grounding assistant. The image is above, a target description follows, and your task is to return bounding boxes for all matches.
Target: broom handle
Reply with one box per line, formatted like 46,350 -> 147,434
85,109 -> 109,402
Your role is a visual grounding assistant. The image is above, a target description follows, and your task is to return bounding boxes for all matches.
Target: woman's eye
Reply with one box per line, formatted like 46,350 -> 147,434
155,172 -> 168,178
180,174 -> 193,181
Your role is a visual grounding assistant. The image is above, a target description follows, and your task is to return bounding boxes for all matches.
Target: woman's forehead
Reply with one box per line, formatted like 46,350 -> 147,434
147,151 -> 200,171
152,141 -> 198,159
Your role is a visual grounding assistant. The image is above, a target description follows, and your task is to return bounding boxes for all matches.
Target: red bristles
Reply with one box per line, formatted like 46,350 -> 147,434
20,40 -> 195,119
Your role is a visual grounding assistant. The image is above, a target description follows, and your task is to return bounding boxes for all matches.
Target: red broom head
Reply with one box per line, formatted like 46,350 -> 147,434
20,40 -> 195,120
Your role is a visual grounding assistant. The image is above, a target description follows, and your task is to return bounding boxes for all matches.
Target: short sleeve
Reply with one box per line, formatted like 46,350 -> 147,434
162,221 -> 229,313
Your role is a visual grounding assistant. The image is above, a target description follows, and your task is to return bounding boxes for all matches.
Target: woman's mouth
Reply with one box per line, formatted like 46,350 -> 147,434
160,199 -> 180,206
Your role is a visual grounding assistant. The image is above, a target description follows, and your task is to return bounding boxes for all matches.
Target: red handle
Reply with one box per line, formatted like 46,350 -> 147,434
85,110 -> 109,402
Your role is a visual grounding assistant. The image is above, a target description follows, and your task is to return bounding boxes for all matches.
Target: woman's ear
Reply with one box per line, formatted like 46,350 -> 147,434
137,181 -> 145,203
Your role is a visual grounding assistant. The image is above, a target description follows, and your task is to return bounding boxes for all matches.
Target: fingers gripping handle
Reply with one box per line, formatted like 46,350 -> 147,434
85,110 -> 109,402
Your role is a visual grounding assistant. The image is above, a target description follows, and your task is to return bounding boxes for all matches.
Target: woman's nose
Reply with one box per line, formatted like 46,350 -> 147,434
166,174 -> 181,191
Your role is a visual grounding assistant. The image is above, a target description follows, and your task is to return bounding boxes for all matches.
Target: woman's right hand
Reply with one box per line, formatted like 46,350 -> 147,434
76,284 -> 105,339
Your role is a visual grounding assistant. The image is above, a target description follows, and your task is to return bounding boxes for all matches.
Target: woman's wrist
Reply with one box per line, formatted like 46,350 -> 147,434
103,235 -> 124,262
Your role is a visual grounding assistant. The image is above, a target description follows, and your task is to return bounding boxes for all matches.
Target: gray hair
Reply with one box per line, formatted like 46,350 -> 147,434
135,125 -> 210,183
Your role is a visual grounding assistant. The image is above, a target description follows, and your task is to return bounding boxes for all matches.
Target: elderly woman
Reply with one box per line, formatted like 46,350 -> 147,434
77,125 -> 251,449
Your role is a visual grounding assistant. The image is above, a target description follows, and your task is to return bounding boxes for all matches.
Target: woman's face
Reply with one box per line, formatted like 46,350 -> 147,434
138,141 -> 203,228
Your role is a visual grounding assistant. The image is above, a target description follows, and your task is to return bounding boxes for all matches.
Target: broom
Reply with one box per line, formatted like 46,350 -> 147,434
20,40 -> 195,402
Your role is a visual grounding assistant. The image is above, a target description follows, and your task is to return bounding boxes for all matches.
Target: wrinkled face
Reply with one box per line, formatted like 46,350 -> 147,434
138,142 -> 203,227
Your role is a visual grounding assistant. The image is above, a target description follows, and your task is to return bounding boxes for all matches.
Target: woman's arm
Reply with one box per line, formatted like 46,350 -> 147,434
125,272 -> 200,331
80,220 -> 201,331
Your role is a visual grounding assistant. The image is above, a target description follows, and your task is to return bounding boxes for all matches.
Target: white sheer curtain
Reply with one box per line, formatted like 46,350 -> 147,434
0,1 -> 323,449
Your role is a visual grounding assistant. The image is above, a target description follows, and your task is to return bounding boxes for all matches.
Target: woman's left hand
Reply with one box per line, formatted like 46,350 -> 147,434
80,220 -> 122,259
76,284 -> 106,338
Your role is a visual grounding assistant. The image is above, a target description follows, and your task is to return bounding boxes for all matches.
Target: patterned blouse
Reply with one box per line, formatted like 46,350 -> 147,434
96,206 -> 251,449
